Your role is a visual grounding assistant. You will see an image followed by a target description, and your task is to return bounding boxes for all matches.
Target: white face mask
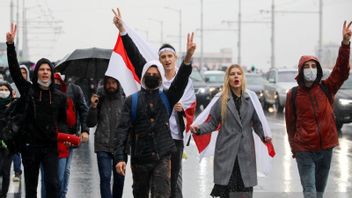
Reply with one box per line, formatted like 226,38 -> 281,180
303,67 -> 317,82
37,79 -> 52,88
0,90 -> 10,99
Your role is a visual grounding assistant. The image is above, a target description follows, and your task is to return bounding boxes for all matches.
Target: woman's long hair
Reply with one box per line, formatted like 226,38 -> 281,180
220,64 -> 246,121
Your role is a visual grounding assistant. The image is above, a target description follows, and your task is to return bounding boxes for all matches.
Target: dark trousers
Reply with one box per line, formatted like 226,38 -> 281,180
21,144 -> 58,198
170,140 -> 184,198
96,151 -> 125,198
0,151 -> 13,197
131,155 -> 171,198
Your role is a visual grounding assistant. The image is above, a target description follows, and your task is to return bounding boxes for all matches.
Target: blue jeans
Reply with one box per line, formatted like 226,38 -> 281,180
41,148 -> 73,198
58,148 -> 74,198
296,149 -> 333,198
97,151 -> 125,198
12,152 -> 22,175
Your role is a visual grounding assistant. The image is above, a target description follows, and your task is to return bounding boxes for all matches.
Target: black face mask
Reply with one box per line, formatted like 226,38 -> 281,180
144,75 -> 160,89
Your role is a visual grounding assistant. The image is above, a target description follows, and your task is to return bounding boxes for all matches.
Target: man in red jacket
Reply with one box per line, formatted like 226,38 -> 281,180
285,21 -> 351,198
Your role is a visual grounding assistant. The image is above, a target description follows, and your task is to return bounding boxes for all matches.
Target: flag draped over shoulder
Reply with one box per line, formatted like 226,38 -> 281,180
105,23 -> 158,97
191,90 -> 275,176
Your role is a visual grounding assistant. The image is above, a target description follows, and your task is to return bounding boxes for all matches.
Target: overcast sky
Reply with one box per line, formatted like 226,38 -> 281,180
0,0 -> 351,71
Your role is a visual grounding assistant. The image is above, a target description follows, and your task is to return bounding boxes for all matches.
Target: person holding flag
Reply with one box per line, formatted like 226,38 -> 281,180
112,8 -> 196,198
113,19 -> 196,198
190,64 -> 272,198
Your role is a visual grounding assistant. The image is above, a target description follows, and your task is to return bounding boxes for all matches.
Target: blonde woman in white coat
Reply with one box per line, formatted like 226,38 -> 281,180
191,64 -> 271,198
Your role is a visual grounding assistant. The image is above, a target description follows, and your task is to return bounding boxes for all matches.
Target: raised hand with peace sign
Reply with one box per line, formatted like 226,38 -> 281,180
184,32 -> 196,64
343,20 -> 352,45
112,8 -> 126,33
6,23 -> 17,44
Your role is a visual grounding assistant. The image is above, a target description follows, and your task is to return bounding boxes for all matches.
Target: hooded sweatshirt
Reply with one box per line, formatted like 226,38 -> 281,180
11,65 -> 31,98
285,42 -> 350,154
7,43 -> 67,146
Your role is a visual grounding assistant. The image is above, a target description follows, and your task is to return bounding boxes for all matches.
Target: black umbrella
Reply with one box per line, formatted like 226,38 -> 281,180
55,48 -> 112,79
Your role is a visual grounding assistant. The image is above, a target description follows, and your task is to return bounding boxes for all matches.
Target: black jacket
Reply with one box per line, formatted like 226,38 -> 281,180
7,43 -> 66,147
114,35 -> 192,163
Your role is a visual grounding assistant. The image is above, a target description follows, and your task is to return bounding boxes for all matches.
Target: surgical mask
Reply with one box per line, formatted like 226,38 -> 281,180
144,75 -> 160,89
0,90 -> 10,99
303,67 -> 317,82
37,79 -> 52,89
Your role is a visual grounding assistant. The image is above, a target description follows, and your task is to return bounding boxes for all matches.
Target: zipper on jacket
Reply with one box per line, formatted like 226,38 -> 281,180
308,91 -> 323,149
313,95 -> 323,148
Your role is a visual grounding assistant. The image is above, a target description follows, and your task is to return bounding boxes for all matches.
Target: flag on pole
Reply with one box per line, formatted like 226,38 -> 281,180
191,90 -> 275,176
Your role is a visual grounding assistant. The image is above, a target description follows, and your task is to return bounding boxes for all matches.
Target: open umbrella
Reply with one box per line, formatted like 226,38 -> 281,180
55,48 -> 112,79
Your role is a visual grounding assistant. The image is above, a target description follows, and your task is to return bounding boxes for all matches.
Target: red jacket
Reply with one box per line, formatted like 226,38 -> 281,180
285,43 -> 350,154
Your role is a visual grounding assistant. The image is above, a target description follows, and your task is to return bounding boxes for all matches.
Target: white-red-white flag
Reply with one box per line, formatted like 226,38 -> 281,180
191,90 -> 275,176
106,22 -> 197,136
105,23 -> 158,97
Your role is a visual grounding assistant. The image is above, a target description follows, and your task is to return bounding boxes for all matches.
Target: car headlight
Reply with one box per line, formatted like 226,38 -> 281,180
338,98 -> 352,106
209,87 -> 216,93
199,87 -> 206,94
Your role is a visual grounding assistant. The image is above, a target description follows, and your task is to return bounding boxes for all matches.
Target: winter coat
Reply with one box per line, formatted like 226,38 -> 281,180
198,92 -> 265,187
87,87 -> 125,153
285,43 -> 350,154
114,56 -> 192,165
122,34 -> 194,140
7,43 -> 67,147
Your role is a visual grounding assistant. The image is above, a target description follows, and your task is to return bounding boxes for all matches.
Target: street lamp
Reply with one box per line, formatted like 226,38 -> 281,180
148,18 -> 164,45
164,6 -> 182,55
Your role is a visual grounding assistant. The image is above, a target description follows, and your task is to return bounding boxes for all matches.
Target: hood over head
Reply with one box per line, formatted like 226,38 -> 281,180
103,76 -> 119,89
295,55 -> 322,87
54,72 -> 67,92
0,80 -> 13,96
141,60 -> 165,90
32,58 -> 55,89
19,65 -> 31,82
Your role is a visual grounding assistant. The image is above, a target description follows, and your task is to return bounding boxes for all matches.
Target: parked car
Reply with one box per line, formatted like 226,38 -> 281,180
246,73 -> 267,106
203,70 -> 225,97
190,68 -> 212,111
334,73 -> 352,131
263,68 -> 297,112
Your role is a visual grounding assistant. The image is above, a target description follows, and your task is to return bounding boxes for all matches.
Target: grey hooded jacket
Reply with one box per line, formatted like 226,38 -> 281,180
87,85 -> 125,153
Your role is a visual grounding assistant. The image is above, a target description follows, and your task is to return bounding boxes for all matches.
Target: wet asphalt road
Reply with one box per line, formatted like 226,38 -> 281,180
6,111 -> 352,197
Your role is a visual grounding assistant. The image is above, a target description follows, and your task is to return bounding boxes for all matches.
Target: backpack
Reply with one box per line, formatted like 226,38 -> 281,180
130,91 -> 171,122
290,82 -> 333,118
